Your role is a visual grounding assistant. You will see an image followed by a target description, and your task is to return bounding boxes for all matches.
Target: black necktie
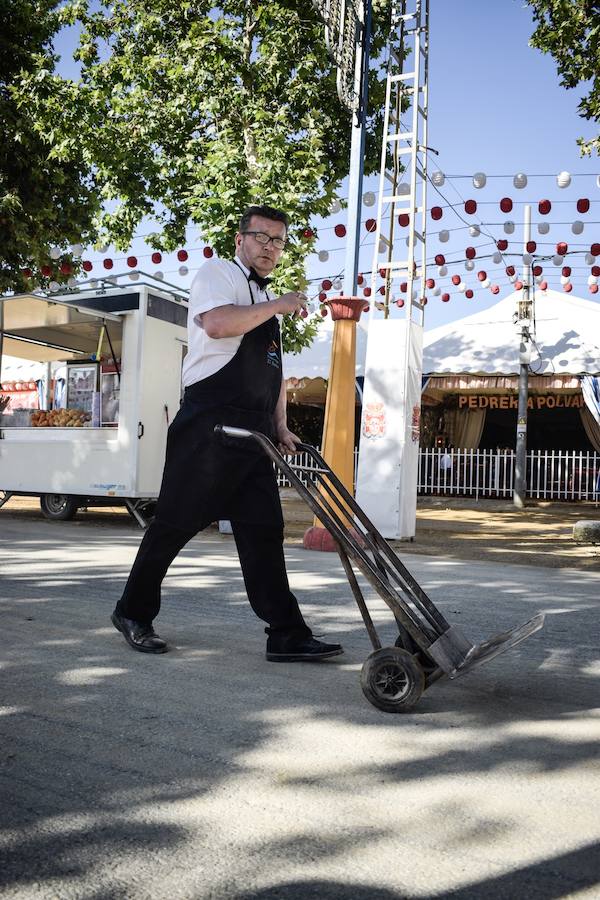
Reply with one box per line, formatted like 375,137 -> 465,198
248,267 -> 272,291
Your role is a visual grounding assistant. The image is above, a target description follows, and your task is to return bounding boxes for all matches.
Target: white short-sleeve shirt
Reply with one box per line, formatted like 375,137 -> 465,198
182,256 -> 275,388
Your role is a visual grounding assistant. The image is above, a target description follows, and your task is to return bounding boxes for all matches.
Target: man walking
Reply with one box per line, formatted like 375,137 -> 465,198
112,205 -> 343,662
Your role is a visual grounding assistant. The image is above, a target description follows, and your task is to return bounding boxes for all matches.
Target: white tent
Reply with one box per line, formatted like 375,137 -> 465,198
422,290 -> 600,376
282,314 -> 369,380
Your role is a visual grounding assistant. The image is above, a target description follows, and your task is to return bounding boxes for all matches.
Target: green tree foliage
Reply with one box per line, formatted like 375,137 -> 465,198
0,1 -> 99,293
526,0 -> 600,156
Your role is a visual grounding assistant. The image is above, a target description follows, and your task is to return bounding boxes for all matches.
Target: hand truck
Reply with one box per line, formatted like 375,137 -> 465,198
217,425 -> 545,714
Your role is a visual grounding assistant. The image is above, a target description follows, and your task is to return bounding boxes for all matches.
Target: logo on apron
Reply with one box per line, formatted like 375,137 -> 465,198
266,339 -> 280,369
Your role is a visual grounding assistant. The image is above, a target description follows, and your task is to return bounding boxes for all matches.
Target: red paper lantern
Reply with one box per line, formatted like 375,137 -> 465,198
491,284 -> 500,294
300,308 -> 308,319
334,224 -> 346,238
533,265 -> 542,276
177,250 -> 188,262
203,247 -> 214,258
477,270 -> 487,281
497,239 -> 508,251
562,266 -> 571,277
500,197 -> 513,213
590,284 -> 599,294
363,304 -> 370,312
577,198 -> 590,214
400,282 -> 407,293
21,267 -> 32,278
426,278 -> 435,289
465,289 -> 474,299
59,263 -> 72,275
151,251 -> 162,265
441,293 -> 450,302
320,307 -> 328,316
127,256 -> 137,268
526,240 -> 537,253
357,273 -> 364,285
591,243 -> 600,257
103,258 -> 113,270
539,199 -> 551,215
398,214 -> 410,227
378,285 -> 386,295
465,247 -> 476,260
431,206 -> 443,220
556,242 -> 568,256
506,265 -> 515,276
540,280 -> 548,291
592,266 -> 600,277
365,218 -> 377,233
564,282 -> 573,292
363,286 -> 371,296
379,267 -> 387,278
515,280 -> 523,290
302,228 -> 314,240
434,254 -> 445,266
319,291 -> 327,301
451,274 -> 461,286
464,199 -> 477,215
396,298 -> 405,308
41,265 -> 52,277
321,279 -> 332,290
421,297 -> 428,306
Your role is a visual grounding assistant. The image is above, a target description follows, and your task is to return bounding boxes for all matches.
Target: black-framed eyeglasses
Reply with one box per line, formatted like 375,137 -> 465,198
241,231 -> 287,251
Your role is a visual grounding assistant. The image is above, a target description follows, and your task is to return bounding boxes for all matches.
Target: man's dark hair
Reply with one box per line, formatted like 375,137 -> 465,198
239,205 -> 289,235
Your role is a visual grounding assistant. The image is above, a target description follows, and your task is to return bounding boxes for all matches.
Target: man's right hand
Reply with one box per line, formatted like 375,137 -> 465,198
276,291 -> 307,316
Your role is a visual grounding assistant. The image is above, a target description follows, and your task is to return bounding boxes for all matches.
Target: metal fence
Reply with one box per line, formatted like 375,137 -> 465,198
277,447 -> 600,502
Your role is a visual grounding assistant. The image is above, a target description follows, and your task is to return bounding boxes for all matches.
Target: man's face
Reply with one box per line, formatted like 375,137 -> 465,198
235,215 -> 287,277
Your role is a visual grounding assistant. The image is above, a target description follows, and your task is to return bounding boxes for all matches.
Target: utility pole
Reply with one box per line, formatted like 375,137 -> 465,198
513,204 -> 533,508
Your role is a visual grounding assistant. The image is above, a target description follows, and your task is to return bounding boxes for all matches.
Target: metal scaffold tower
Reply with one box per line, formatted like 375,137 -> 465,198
355,0 -> 430,540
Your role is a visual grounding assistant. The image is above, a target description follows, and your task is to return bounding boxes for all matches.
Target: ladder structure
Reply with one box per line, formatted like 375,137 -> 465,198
355,0 -> 431,539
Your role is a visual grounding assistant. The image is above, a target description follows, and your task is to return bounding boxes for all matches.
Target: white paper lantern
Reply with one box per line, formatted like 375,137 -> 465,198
481,278 -> 491,289
178,266 -> 188,276
522,253 -> 533,265
509,274 -> 517,283
49,247 -> 61,260
585,252 -> 596,265
588,275 -> 598,286
492,252 -> 502,264
465,260 -> 475,271
513,173 -> 528,189
438,229 -> 449,243
458,282 -> 466,293
572,220 -> 584,235
535,275 -> 543,284
438,265 -> 448,277
128,271 -> 140,281
329,198 -> 342,214
333,277 -> 342,290
70,243 -> 84,257
378,240 -> 386,253
363,191 -> 376,207
537,222 -> 550,235
433,286 -> 441,296
318,250 -> 329,262
504,220 -> 515,234
106,275 -> 117,284
154,270 -> 164,280
405,236 -> 410,247
89,279 -> 98,289
472,172 -> 487,189
96,244 -> 109,254
398,182 -> 410,196
431,171 -> 445,187
469,225 -> 481,237
557,171 -> 571,189
48,280 -> 60,292
67,276 -> 77,287
560,275 -> 569,285
553,255 -> 564,266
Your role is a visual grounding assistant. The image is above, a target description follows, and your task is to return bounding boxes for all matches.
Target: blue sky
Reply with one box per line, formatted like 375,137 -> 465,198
53,0 -> 599,331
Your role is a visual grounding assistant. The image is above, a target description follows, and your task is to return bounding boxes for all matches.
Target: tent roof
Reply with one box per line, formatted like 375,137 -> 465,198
423,290 -> 600,376
283,315 -> 369,379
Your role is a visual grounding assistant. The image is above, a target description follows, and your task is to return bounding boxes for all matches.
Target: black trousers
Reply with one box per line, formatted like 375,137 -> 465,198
116,518 -> 311,640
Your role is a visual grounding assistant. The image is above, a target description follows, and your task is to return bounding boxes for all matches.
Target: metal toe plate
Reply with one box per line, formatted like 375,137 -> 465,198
449,613 -> 545,680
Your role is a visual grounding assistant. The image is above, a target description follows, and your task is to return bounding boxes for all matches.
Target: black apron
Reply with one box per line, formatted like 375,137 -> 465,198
155,276 -> 283,533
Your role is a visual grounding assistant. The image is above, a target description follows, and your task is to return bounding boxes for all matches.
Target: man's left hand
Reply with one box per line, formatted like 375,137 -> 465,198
276,424 -> 301,454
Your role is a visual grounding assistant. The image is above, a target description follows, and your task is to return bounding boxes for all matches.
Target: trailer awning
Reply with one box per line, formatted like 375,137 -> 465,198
0,294 -> 122,362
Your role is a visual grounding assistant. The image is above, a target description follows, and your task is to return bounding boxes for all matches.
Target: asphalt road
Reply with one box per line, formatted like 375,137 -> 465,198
1,513 -> 599,899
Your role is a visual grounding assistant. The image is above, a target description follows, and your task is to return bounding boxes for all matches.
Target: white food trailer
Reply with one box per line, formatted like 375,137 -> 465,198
0,280 -> 188,526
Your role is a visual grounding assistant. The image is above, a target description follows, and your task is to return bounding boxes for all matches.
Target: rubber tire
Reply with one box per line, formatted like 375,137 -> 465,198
395,628 -> 438,675
360,647 -> 425,713
40,494 -> 79,521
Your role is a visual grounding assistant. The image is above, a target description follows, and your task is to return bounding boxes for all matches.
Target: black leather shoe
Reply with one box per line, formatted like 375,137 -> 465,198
111,610 -> 168,654
266,636 -> 343,662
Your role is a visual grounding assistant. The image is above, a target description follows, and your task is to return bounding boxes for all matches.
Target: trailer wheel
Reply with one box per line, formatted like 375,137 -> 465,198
395,629 -> 438,675
360,647 -> 425,713
40,494 -> 78,521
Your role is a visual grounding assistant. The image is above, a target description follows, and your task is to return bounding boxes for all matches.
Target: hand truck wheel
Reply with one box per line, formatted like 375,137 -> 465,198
360,647 -> 425,713
395,629 -> 438,676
